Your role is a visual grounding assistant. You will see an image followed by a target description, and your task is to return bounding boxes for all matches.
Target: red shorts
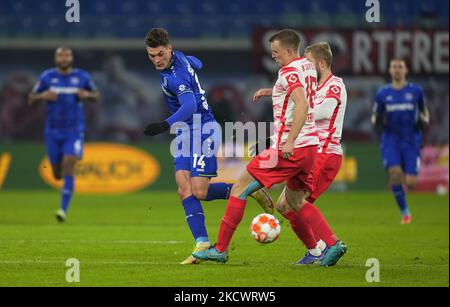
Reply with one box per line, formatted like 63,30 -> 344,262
306,153 -> 342,202
247,146 -> 318,190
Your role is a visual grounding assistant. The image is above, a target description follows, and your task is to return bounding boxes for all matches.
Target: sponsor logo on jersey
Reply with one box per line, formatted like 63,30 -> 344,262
39,143 -> 160,194
287,74 -> 298,84
329,85 -> 341,95
70,77 -> 80,85
49,86 -> 79,94
386,103 -> 415,112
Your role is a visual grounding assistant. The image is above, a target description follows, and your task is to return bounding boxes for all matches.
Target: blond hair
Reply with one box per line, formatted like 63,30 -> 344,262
305,42 -> 333,67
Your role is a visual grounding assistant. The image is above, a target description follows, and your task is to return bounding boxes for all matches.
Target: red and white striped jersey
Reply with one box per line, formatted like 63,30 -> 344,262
314,74 -> 347,155
271,57 -> 319,149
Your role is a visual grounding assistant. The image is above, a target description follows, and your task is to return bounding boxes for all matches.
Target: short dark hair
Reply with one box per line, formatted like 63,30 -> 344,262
145,28 -> 170,48
305,42 -> 333,67
390,58 -> 406,66
269,29 -> 301,52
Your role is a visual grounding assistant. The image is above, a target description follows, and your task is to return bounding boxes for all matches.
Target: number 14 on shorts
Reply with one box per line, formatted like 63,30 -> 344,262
193,154 -> 206,169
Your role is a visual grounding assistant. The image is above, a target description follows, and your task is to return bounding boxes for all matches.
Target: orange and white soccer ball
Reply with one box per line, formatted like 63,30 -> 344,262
250,213 -> 281,243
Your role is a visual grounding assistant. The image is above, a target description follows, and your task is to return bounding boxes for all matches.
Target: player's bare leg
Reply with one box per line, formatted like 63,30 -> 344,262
55,156 -> 77,222
276,187 -> 324,264
191,176 -> 210,201
405,175 -> 418,191
193,170 -> 263,263
389,166 -> 412,224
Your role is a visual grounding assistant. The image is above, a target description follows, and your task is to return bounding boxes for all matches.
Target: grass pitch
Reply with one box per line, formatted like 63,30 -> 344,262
0,190 -> 448,287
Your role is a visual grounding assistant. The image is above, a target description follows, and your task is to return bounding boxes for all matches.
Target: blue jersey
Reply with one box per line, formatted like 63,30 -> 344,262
33,68 -> 97,132
374,83 -> 426,139
160,50 -> 215,126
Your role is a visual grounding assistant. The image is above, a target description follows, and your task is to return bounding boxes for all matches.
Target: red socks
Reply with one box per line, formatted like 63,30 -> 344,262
216,196 -> 247,253
282,210 -> 318,249
301,202 -> 338,246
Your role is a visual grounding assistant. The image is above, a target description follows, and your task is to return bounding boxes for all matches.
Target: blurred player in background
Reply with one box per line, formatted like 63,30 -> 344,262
193,29 -> 319,264
372,59 -> 429,224
28,47 -> 99,222
142,28 -> 272,264
251,42 -> 348,266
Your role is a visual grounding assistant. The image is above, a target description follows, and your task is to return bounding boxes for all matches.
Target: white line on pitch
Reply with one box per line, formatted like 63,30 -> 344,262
0,240 -> 184,244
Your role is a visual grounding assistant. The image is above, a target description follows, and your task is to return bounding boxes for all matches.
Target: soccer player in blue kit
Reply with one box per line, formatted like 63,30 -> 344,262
372,59 -> 429,224
143,28 -> 273,264
28,47 -> 99,222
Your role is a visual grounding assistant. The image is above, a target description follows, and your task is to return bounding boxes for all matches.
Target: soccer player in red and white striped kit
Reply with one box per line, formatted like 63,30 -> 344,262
281,42 -> 348,266
252,42 -> 348,266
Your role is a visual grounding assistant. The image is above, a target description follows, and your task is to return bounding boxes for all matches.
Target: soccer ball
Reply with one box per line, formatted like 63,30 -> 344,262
250,213 -> 281,244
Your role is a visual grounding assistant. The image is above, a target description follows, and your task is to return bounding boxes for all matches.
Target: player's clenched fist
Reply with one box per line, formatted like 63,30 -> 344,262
42,90 -> 58,101
143,121 -> 170,136
281,140 -> 294,159
77,89 -> 91,100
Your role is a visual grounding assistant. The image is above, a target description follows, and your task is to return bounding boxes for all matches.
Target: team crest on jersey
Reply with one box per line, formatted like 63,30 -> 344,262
51,78 -> 59,84
70,77 -> 80,85
386,95 -> 393,101
405,93 -> 414,101
178,84 -> 186,92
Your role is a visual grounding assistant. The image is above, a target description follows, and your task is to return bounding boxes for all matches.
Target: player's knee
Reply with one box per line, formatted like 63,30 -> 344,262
62,159 -> 77,176
230,182 -> 245,199
177,185 -> 192,200
389,170 -> 403,185
275,197 -> 289,214
406,177 -> 417,190
192,186 -> 208,200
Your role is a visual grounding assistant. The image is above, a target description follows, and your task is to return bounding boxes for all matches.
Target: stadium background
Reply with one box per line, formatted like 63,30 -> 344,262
0,0 -> 448,194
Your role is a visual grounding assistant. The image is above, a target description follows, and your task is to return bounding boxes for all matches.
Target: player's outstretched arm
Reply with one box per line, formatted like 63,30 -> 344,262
27,90 -> 57,106
253,88 -> 273,102
282,87 -> 308,159
143,92 -> 197,137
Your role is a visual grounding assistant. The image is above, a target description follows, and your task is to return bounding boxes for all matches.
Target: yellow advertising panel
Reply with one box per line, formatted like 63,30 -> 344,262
39,143 -> 160,194
0,152 -> 12,189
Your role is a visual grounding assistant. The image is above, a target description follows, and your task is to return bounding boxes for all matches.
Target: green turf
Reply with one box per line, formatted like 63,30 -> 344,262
0,190 -> 448,287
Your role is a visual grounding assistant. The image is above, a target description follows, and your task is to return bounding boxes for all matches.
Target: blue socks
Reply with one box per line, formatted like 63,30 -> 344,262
392,184 -> 410,216
205,183 -> 233,201
182,195 -> 209,243
61,176 -> 74,213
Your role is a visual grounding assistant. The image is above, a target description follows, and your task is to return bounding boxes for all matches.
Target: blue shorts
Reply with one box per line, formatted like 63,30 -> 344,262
172,123 -> 220,178
380,133 -> 421,176
45,129 -> 84,165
